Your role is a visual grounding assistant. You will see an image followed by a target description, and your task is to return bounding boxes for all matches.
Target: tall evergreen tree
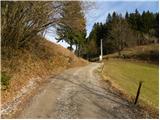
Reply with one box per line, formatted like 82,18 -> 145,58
56,1 -> 86,55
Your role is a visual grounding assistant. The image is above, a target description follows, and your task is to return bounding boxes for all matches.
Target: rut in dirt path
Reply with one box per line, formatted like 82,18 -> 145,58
17,63 -> 147,119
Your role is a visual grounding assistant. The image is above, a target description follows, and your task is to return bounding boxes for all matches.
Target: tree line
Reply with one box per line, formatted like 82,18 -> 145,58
2,2 -> 159,60
83,9 -> 159,59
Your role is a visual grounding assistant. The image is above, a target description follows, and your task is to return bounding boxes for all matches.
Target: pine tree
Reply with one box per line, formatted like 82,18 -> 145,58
56,1 -> 86,54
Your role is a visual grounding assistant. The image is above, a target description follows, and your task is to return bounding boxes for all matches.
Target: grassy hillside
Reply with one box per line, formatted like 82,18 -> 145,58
105,44 -> 159,64
1,36 -> 87,104
102,59 -> 158,109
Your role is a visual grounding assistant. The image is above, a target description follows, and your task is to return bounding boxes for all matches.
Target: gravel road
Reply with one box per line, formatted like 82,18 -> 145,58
17,63 -> 146,119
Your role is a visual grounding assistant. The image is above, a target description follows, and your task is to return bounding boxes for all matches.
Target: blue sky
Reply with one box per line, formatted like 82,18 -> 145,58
45,0 -> 159,48
86,0 -> 159,36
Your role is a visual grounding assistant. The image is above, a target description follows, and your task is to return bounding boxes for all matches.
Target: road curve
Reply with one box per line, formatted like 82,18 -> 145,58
17,63 -> 144,119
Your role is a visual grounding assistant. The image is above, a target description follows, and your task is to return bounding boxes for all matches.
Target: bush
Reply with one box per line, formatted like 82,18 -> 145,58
1,72 -> 10,90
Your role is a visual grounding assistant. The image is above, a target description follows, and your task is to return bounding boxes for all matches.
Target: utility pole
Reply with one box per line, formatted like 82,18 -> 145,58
99,39 -> 103,61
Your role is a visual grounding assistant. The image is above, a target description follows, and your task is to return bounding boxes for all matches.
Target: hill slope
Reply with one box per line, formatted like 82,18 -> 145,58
105,44 -> 159,64
90,44 -> 158,63
1,36 -> 87,109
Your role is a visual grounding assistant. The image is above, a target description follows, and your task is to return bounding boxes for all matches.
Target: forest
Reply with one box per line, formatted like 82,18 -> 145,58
83,10 -> 159,59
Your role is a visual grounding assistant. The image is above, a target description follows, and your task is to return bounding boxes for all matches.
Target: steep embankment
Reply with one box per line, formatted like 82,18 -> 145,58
1,36 -> 87,117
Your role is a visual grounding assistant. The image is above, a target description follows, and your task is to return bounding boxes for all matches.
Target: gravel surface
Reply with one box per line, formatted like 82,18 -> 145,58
17,63 -> 147,119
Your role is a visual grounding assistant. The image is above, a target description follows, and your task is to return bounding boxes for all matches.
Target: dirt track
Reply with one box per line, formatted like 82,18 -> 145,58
17,63 -> 147,119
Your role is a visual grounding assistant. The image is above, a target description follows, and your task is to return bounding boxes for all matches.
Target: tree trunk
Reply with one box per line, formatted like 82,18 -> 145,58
118,50 -> 121,56
75,44 -> 78,56
78,44 -> 80,57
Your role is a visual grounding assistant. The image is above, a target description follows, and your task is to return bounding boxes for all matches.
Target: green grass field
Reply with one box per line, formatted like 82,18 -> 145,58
103,59 -> 159,108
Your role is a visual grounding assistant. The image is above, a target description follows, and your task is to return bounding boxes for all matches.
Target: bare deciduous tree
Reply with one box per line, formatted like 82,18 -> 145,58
1,1 -> 61,48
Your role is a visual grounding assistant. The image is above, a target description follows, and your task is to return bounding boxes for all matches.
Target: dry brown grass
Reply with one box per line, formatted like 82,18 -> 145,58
1,36 -> 88,105
105,44 -> 159,64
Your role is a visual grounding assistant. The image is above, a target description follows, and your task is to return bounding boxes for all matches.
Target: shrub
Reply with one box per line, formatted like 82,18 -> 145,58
1,72 -> 11,90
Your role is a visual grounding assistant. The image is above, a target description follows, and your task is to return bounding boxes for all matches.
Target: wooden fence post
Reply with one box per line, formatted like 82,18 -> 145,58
134,81 -> 143,105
